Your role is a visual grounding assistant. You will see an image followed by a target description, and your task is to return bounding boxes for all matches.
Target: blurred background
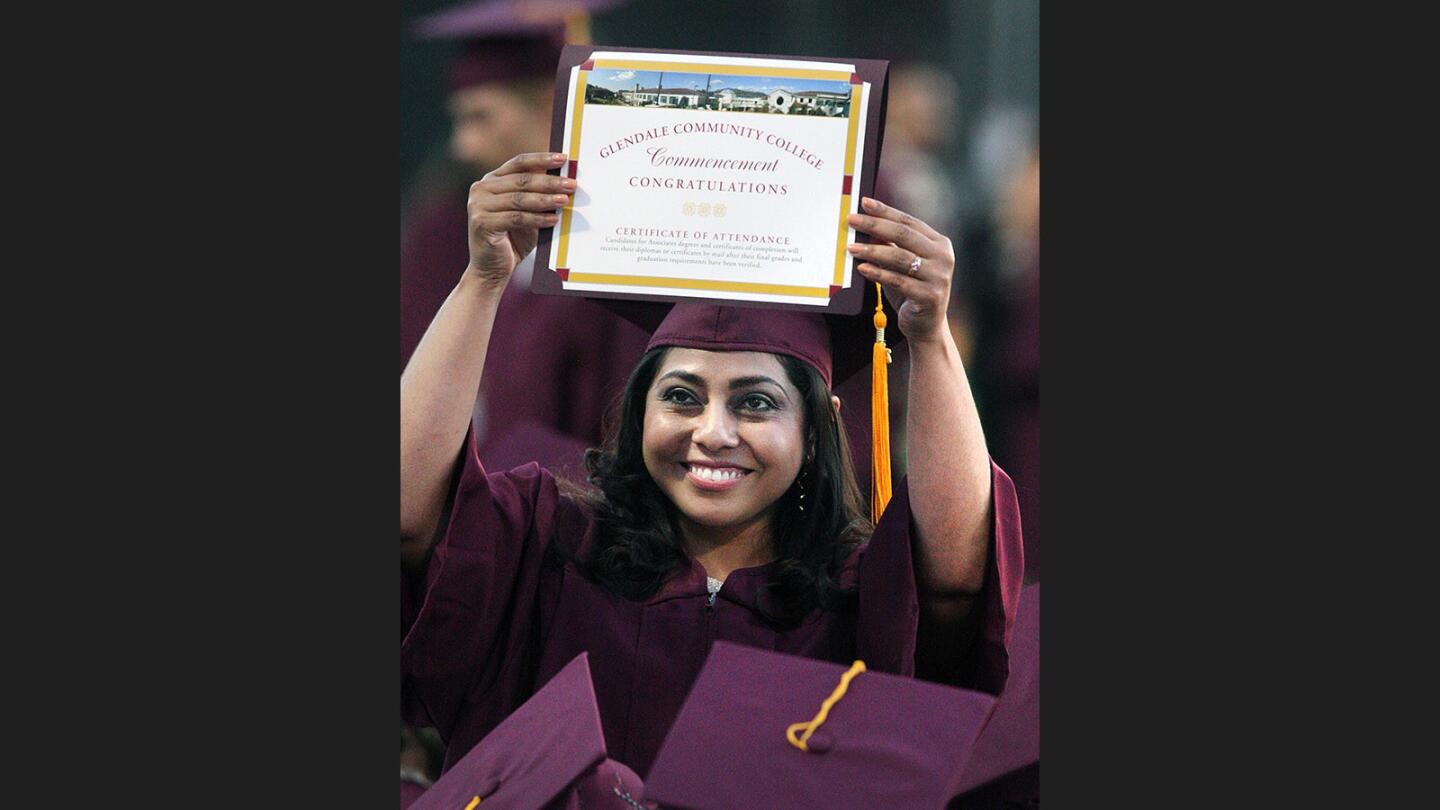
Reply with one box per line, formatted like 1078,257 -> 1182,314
401,0 -> 1037,800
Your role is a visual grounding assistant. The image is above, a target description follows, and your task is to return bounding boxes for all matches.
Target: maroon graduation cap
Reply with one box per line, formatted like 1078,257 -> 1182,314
410,0 -> 626,40
642,642 -> 999,809
410,652 -> 645,810
409,0 -> 628,90
644,302 -> 862,392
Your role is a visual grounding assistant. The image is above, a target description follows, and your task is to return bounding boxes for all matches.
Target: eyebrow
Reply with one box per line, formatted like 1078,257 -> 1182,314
656,370 -> 787,392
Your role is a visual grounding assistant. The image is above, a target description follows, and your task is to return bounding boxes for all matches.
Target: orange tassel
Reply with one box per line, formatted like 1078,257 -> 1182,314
871,284 -> 892,523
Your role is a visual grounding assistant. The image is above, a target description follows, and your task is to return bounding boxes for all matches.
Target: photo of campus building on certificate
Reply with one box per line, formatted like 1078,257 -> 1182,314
584,69 -> 853,117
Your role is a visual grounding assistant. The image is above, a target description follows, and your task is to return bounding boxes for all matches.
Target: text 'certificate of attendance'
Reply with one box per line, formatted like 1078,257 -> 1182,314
537,48 -> 887,312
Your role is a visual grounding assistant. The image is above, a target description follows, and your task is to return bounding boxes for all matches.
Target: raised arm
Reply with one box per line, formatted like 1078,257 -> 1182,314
847,197 -> 993,620
400,152 -> 576,561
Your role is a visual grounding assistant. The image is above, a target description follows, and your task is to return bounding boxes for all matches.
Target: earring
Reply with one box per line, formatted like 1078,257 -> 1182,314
796,469 -> 807,512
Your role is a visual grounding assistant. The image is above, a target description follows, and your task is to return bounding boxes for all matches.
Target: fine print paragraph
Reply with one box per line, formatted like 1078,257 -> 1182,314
600,232 -> 803,270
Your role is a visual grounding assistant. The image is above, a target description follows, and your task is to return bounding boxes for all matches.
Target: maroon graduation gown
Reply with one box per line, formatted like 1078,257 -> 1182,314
402,430 -> 1024,779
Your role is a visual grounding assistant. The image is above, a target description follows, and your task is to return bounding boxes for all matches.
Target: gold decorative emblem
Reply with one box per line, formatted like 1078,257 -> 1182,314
681,201 -> 726,217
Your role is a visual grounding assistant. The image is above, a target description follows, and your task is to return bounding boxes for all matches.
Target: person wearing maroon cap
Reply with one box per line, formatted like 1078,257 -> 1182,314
400,151 -> 1025,781
444,35 -> 562,183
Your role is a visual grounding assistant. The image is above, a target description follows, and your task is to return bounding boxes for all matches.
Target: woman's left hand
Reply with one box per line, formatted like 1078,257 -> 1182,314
847,197 -> 956,344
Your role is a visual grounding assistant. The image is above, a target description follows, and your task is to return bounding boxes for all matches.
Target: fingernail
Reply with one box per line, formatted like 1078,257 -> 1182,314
553,153 -> 567,161
862,197 -> 878,210
554,195 -> 569,204
846,244 -> 862,253
561,179 -> 577,190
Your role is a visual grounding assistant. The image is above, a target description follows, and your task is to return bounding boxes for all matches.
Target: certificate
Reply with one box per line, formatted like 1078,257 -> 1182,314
533,45 -> 890,315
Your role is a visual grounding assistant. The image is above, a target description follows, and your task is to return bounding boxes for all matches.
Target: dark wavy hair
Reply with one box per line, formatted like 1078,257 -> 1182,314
560,347 -> 872,626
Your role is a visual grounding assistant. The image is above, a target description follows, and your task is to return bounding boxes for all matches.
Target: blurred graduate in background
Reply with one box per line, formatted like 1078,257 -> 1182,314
399,0 -> 649,479
399,6 -> 648,806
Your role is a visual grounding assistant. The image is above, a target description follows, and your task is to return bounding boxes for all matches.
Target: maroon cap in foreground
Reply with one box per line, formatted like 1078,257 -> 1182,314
410,652 -> 606,810
643,642 -> 998,809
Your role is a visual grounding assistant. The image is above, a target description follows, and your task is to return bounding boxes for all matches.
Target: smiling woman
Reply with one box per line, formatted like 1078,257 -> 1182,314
570,344 -> 868,622
399,150 -> 1025,782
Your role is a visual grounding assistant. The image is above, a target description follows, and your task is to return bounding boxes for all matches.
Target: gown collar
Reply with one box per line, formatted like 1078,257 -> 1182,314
644,554 -> 778,607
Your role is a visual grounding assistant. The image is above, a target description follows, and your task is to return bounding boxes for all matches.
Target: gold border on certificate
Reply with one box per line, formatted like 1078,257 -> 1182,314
833,80 -> 864,288
593,59 -> 852,82
566,273 -> 831,298
555,68 -> 589,270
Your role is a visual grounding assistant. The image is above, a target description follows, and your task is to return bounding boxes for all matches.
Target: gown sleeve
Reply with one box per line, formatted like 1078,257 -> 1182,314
854,460 -> 1025,695
401,428 -> 564,739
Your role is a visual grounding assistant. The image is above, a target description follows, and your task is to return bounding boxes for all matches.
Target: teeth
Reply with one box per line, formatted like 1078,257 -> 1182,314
690,465 -> 743,481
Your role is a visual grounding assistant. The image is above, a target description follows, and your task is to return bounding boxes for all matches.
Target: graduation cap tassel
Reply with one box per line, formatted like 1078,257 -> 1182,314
871,284 -> 892,524
786,660 -> 867,752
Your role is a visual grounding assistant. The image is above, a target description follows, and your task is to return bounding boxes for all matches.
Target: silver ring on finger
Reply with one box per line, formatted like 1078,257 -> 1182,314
907,255 -> 923,277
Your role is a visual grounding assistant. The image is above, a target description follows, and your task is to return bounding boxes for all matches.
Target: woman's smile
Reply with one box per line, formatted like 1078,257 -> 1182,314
682,461 -> 755,491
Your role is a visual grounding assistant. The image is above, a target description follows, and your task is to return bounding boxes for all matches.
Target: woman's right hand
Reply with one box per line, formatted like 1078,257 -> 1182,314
465,151 -> 577,287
